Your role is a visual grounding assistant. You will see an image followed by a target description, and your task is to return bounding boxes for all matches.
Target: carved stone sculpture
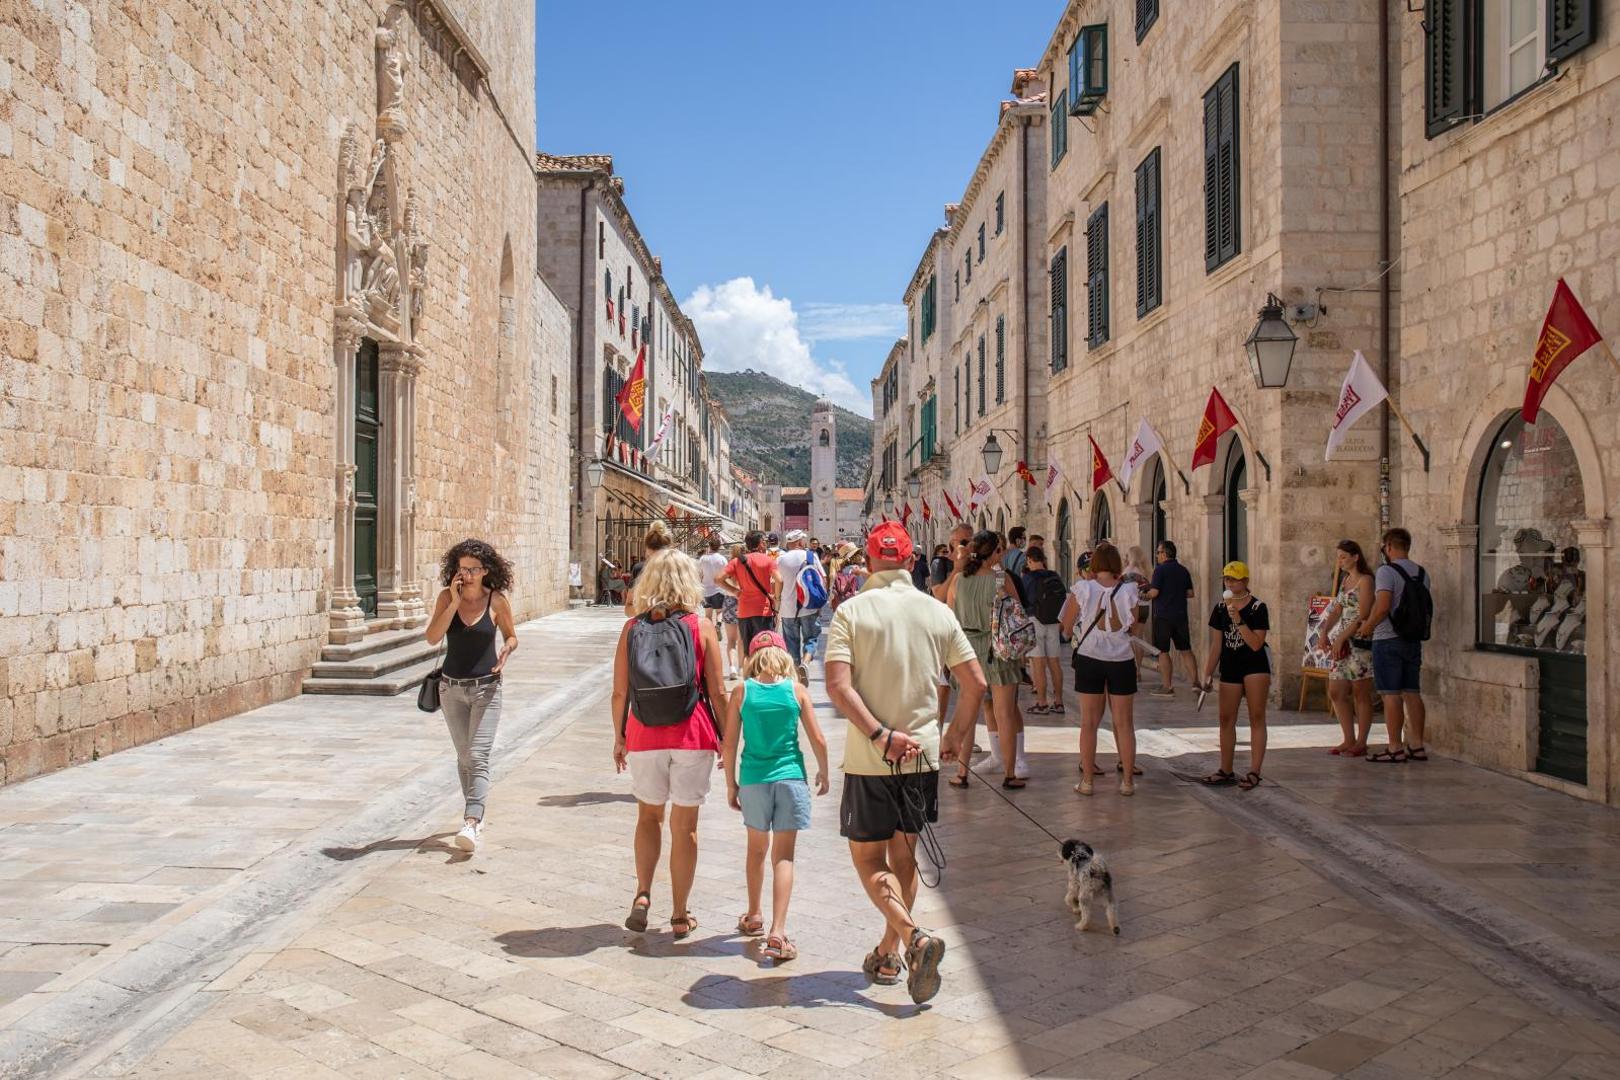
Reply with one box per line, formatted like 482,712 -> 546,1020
376,3 -> 408,138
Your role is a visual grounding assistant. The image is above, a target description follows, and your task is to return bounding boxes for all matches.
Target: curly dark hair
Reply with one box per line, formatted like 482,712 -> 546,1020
439,538 -> 513,594
963,530 -> 999,577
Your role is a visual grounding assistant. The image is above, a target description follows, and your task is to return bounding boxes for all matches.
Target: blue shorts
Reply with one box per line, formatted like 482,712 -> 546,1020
738,779 -> 812,833
1372,638 -> 1423,695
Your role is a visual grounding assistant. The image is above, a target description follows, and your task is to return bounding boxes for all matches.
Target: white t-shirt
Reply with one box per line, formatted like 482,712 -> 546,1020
698,552 -> 728,597
776,549 -> 808,617
1070,579 -> 1139,662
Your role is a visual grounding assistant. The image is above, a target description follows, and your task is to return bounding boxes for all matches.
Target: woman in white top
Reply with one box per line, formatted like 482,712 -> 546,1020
1058,542 -> 1140,796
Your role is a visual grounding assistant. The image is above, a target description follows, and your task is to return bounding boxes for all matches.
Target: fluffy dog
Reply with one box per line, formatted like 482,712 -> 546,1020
1060,839 -> 1119,934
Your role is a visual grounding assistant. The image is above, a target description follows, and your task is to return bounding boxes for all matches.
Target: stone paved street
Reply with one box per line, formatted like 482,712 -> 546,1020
4,608 -> 1620,1079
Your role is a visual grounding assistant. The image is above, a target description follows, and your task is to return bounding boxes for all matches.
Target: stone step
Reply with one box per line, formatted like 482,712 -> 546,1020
308,637 -> 443,681
319,625 -> 428,663
301,655 -> 442,697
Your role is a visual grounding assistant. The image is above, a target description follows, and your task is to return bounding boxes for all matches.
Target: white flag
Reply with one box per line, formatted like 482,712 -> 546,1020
966,473 -> 995,512
1325,350 -> 1388,461
1119,417 -> 1165,490
646,403 -> 677,457
1044,461 -> 1066,511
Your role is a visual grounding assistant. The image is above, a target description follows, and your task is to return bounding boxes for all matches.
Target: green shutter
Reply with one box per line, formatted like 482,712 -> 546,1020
1086,204 -> 1109,347
1548,0 -> 1594,63
1135,148 -> 1161,317
1424,0 -> 1473,137
1135,0 -> 1158,43
1204,65 -> 1241,271
995,316 -> 1006,403
1050,248 -> 1068,373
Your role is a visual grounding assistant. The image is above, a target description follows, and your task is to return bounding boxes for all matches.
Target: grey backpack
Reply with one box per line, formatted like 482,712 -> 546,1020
621,611 -> 701,730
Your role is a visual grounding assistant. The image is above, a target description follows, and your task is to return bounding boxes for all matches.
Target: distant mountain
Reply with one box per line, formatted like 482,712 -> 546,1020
706,370 -> 872,489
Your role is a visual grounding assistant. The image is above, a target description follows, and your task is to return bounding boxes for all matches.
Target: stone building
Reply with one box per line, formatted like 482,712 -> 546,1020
533,155 -> 740,579
1395,1 -> 1616,802
1032,0 -> 1389,700
0,1 -> 570,784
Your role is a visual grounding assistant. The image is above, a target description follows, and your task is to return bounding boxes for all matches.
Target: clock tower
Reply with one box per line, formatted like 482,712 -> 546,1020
810,398 -> 837,539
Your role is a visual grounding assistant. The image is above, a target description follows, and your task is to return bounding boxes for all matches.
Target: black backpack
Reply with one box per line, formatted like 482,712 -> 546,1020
1388,563 -> 1433,642
1033,574 -> 1068,625
621,611 -> 701,729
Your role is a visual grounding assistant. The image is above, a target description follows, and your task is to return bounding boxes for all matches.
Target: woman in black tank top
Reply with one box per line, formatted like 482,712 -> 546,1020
426,539 -> 518,854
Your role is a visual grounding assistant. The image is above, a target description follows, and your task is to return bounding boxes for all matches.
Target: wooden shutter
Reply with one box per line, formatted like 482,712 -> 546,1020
1424,0 -> 1472,137
1548,0 -> 1594,63
977,336 -> 986,415
1135,0 -> 1158,42
1086,203 -> 1109,348
954,368 -> 961,432
1204,65 -> 1240,271
1050,248 -> 1068,373
1136,148 -> 1161,317
995,316 -> 1006,404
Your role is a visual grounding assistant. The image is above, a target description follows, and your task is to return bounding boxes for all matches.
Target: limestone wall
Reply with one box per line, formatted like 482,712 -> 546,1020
0,0 -> 555,785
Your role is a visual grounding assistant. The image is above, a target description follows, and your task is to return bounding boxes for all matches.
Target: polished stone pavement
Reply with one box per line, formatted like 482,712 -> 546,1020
2,607 -> 1617,1079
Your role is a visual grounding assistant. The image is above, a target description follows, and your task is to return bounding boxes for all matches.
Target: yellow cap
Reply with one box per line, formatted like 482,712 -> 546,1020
1221,561 -> 1250,580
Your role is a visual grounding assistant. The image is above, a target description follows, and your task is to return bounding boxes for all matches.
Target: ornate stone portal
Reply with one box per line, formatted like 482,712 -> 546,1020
330,1 -> 430,643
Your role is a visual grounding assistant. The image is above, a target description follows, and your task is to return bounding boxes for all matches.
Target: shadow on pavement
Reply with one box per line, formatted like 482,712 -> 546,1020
319,832 -> 457,861
536,790 -> 638,807
682,971 -> 920,1017
496,923 -> 633,958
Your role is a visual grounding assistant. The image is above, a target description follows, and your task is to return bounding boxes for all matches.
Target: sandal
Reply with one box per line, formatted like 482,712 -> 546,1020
1367,749 -> 1408,763
624,891 -> 651,933
948,774 -> 970,788
762,935 -> 798,963
1051,703 -> 1065,714
1406,745 -> 1429,761
735,914 -> 764,937
1199,770 -> 1237,786
1029,703 -> 1050,715
1346,745 -> 1368,758
1001,777 -> 1026,789
862,948 -> 903,985
1238,771 -> 1264,791
905,927 -> 946,1005
670,912 -> 698,940
1115,763 -> 1145,776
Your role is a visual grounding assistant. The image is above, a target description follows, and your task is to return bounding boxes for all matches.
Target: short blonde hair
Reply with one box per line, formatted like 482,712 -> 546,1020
631,549 -> 701,614
744,645 -> 794,682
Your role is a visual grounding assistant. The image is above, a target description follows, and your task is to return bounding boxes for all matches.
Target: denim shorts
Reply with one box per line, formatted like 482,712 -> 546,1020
738,778 -> 812,833
1371,638 -> 1423,694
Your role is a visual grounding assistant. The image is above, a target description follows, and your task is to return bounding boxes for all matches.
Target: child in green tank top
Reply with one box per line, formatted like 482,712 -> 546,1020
722,631 -> 829,963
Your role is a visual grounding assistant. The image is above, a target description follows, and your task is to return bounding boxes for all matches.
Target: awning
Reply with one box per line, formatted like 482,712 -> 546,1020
601,459 -> 724,523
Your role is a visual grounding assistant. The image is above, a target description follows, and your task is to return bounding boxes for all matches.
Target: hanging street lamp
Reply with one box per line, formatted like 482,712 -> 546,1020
1244,293 -> 1298,389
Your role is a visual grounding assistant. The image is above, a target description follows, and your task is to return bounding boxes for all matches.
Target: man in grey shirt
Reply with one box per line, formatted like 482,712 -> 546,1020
1362,527 -> 1428,763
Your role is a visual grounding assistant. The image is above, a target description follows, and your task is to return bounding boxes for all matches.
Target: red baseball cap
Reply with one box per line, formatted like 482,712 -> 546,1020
748,630 -> 786,654
866,520 -> 914,563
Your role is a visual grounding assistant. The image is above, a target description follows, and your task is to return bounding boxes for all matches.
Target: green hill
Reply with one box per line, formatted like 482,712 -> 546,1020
706,370 -> 872,488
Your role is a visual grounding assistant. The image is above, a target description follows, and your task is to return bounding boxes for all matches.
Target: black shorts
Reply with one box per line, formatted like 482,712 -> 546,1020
1220,646 -> 1273,685
738,614 -> 777,646
702,592 -> 725,610
1151,614 -> 1192,652
1073,653 -> 1138,696
840,770 -> 940,843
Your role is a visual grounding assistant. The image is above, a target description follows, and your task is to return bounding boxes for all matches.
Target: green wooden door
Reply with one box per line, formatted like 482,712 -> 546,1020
354,339 -> 380,617
1535,653 -> 1586,784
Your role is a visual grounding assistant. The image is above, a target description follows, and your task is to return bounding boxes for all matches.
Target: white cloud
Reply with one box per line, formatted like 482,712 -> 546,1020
684,277 -> 873,416
798,302 -> 907,343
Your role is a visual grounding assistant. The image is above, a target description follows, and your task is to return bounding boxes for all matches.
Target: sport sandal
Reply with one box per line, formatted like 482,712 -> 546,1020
905,927 -> 947,1005
624,891 -> 651,933
862,948 -> 903,985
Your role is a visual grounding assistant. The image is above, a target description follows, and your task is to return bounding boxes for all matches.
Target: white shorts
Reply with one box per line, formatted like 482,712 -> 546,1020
1031,621 -> 1063,658
627,749 -> 715,807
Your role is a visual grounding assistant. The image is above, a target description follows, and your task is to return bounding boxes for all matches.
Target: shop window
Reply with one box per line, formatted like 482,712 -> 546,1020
1477,413 -> 1586,654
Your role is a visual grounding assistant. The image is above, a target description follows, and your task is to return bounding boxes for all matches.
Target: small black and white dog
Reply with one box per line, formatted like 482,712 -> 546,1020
1060,839 -> 1119,935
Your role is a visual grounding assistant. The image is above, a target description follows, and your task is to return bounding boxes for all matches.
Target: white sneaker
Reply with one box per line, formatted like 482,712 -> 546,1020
454,819 -> 480,852
1014,756 -> 1031,780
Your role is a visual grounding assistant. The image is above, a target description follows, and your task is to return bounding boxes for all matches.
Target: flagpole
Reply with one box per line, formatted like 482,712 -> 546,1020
1231,418 -> 1272,482
1598,339 -> 1620,378
1382,395 -> 1431,473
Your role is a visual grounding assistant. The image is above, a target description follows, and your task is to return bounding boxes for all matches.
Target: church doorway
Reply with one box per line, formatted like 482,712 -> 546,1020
354,338 -> 381,617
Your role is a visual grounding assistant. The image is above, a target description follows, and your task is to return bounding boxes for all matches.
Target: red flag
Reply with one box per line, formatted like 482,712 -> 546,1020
615,343 -> 648,432
1524,278 -> 1605,423
900,502 -> 912,526
1089,435 -> 1114,492
606,296 -> 615,322
665,503 -> 677,520
602,429 -> 615,461
1015,460 -> 1037,486
942,490 -> 963,520
1191,387 -> 1239,470
618,311 -> 627,337
921,497 -> 933,522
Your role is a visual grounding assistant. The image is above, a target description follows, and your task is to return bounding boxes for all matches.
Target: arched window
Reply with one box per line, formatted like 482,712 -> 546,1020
1056,498 -> 1073,582
1149,458 -> 1168,555
1223,442 -> 1248,565
1091,491 -> 1112,546
496,239 -> 517,451
995,507 -> 1006,535
818,429 -> 830,447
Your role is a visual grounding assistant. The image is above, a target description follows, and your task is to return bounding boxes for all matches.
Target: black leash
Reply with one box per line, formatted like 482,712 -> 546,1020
885,757 -> 947,889
964,765 -> 1067,845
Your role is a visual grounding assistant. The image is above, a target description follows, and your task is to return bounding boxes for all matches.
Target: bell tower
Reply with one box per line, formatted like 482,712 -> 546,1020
810,399 -> 837,538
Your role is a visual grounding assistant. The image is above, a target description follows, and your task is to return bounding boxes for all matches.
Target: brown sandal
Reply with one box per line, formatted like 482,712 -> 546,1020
671,912 -> 698,940
1238,771 -> 1264,791
862,948 -> 902,985
735,914 -> 763,936
762,935 -> 798,963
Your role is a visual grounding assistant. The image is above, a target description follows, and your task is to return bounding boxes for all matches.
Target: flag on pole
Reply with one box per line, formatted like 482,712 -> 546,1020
1015,460 -> 1038,486
921,497 -> 933,522
664,503 -> 677,520
615,343 -> 648,432
942,489 -> 964,520
606,296 -> 615,322
1044,461 -> 1066,511
1325,350 -> 1389,461
1191,387 -> 1239,470
646,402 -> 677,457
1119,418 -> 1165,490
966,474 -> 995,513
900,502 -> 913,526
1089,435 -> 1114,493
1524,278 -> 1605,423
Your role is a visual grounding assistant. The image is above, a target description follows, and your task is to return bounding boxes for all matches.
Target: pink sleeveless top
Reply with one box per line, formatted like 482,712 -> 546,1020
625,612 -> 721,753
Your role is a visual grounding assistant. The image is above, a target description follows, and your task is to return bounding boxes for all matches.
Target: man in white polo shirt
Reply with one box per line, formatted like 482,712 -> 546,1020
825,521 -> 986,1005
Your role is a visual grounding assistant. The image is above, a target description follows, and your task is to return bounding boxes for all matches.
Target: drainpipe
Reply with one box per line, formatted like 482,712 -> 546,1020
574,180 -> 594,564
1378,0 -> 1392,535
1019,116 -> 1032,523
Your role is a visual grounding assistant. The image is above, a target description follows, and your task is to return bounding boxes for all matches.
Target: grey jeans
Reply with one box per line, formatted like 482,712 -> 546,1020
440,679 -> 502,821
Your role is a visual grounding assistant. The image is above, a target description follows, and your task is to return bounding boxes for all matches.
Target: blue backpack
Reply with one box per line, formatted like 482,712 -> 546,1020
795,552 -> 829,611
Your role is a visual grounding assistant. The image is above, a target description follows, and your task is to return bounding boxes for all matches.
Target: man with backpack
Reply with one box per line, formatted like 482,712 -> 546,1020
775,530 -> 825,685
1364,527 -> 1432,763
1021,547 -> 1068,715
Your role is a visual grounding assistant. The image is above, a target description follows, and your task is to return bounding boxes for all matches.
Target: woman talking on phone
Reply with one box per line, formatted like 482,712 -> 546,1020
425,539 -> 518,853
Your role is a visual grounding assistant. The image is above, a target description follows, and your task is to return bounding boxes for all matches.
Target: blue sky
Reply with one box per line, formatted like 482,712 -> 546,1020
535,1 -> 1064,415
